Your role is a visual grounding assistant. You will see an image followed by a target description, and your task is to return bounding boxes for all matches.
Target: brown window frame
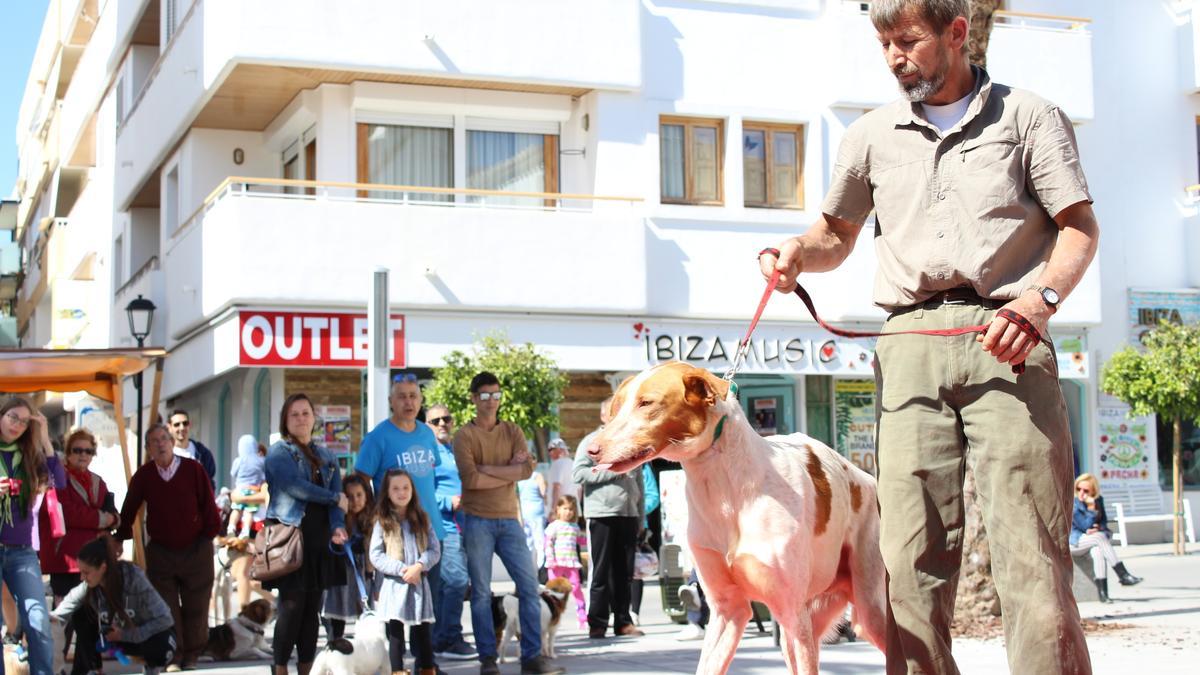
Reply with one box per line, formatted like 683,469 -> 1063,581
742,121 -> 805,210
660,116 -> 725,206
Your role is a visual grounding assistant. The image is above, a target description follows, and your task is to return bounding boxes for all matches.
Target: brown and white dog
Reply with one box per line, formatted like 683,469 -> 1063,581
588,362 -> 886,675
493,576 -> 573,663
205,598 -> 274,661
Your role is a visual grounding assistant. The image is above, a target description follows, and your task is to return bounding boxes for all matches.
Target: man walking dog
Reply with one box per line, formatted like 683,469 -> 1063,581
760,1 -> 1098,673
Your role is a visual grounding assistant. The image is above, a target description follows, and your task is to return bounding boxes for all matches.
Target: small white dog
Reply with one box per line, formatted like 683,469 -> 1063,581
310,612 -> 389,675
495,576 -> 573,663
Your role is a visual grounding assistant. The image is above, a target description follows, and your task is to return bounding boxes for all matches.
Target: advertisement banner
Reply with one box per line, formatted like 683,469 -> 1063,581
316,405 -> 352,454
1127,289 -> 1200,346
835,379 -> 877,475
238,310 -> 405,368
1095,406 -> 1158,487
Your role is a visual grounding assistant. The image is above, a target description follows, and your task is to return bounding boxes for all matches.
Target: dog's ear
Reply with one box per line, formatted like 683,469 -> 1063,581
683,368 -> 729,408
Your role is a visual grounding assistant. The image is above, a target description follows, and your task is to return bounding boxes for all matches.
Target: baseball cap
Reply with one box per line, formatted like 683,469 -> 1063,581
548,439 -> 569,451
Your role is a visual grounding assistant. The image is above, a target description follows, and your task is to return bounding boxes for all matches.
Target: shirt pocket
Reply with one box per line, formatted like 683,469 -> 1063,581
958,133 -> 1024,213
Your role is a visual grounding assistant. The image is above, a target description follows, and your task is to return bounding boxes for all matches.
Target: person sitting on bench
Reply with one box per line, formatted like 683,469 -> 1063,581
1071,473 -> 1144,603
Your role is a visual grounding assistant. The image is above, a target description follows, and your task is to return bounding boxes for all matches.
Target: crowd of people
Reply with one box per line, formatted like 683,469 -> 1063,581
0,370 -> 666,675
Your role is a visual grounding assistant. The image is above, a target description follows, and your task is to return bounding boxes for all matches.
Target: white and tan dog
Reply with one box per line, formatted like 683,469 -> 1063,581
309,612 -> 389,675
588,362 -> 886,675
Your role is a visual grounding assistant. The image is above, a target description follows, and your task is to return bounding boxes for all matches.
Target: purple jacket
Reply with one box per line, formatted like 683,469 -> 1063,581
1,453 -> 66,547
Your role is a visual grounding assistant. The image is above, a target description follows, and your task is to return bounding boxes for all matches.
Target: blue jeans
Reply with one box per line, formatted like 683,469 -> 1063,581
432,530 -> 469,650
0,546 -> 52,675
464,514 -> 541,662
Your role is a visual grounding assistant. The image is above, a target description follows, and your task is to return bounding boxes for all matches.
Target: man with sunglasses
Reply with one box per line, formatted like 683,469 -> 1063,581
168,410 -> 217,491
453,372 -> 564,675
426,404 -> 475,661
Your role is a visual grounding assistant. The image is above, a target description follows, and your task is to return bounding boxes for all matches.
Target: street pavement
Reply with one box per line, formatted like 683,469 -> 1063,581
95,543 -> 1196,674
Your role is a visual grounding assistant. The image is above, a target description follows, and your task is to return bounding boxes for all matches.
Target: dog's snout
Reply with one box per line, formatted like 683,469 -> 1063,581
586,443 -> 602,461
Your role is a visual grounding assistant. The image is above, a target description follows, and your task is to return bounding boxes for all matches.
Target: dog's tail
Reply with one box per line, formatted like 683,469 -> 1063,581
325,637 -> 355,655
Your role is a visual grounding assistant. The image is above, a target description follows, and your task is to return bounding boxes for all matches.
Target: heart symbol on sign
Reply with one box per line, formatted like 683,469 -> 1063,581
633,322 -> 647,339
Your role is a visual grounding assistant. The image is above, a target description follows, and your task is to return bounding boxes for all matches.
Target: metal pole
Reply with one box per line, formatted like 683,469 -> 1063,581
366,268 -> 390,430
135,336 -> 145,466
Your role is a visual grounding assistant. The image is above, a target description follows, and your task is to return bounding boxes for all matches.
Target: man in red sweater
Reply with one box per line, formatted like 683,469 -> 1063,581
118,422 -> 221,670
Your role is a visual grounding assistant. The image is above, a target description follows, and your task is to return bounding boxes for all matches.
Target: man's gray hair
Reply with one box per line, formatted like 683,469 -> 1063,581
869,0 -> 969,35
145,422 -> 170,444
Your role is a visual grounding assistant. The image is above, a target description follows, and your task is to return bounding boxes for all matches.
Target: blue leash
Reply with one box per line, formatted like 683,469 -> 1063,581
330,540 -> 370,608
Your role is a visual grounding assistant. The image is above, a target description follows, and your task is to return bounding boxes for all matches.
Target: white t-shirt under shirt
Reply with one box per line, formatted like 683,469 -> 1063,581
174,441 -> 197,460
546,456 -> 580,509
921,91 -> 972,134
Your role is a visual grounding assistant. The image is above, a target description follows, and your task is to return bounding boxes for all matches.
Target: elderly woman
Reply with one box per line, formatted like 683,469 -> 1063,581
264,393 -> 348,675
1071,473 -> 1144,602
39,428 -> 119,674
0,396 -> 66,675
117,423 -> 221,670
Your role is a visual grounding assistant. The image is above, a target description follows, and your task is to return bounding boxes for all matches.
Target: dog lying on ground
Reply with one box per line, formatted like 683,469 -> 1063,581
588,362 -> 886,675
492,576 -> 573,663
205,598 -> 273,660
309,612 -> 389,675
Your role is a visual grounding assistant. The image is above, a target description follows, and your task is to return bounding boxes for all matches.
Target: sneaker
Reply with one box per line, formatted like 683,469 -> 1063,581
479,656 -> 500,675
678,584 -> 701,612
676,623 -> 705,641
520,655 -> 566,674
437,640 -> 477,660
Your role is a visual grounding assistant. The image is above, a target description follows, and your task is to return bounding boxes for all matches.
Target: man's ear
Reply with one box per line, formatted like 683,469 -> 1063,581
682,369 -> 730,407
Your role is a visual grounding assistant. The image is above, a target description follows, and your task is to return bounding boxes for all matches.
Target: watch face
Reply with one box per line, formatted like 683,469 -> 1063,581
1042,288 -> 1060,305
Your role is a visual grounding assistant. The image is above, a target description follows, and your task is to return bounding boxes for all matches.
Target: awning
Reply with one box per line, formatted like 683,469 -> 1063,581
0,348 -> 166,401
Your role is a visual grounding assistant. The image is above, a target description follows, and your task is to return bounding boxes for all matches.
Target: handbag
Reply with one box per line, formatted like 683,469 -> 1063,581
44,488 -> 67,538
634,544 -> 659,580
249,522 -> 304,582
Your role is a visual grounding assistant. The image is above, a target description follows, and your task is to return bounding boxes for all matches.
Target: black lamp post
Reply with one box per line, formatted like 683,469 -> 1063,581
125,294 -> 156,466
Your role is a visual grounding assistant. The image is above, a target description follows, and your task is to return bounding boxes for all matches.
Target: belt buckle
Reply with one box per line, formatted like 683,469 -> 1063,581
941,296 -> 967,305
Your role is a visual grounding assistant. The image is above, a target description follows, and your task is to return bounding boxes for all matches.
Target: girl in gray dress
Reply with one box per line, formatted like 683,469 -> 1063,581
323,473 -> 375,638
369,468 -> 440,675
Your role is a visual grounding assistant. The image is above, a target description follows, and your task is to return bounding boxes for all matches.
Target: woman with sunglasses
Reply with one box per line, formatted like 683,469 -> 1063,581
39,428 -> 119,674
1071,473 -> 1144,602
0,396 -> 66,675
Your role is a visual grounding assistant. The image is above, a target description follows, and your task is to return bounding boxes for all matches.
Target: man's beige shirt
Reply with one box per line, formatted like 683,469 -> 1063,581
821,68 -> 1093,311
452,420 -> 534,520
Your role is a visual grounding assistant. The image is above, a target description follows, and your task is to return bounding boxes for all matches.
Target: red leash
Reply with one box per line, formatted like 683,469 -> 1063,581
726,250 -> 1039,378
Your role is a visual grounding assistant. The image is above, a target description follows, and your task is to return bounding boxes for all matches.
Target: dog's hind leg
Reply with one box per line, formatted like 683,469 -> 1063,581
774,605 -> 819,675
807,590 -> 850,645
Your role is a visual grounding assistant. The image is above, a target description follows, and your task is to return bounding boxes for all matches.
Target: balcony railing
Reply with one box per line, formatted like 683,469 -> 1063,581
169,176 -> 643,251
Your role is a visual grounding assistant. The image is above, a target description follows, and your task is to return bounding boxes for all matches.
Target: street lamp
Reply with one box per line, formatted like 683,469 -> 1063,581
125,295 -> 156,465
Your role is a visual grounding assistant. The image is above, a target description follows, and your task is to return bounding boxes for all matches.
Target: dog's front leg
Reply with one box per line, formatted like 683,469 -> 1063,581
696,593 -> 752,675
775,604 -> 819,675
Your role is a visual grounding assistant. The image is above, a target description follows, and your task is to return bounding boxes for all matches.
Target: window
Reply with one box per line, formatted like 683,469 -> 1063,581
254,370 -> 272,443
357,123 -> 453,202
113,235 -> 124,287
467,130 -> 559,204
282,141 -> 300,195
115,77 -> 126,125
163,0 -> 179,44
804,375 -> 833,448
660,116 -> 724,205
164,166 -> 179,233
743,122 -> 804,208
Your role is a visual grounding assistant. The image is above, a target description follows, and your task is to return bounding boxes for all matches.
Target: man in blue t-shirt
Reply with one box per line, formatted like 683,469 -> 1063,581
356,374 -> 445,543
427,403 -> 476,661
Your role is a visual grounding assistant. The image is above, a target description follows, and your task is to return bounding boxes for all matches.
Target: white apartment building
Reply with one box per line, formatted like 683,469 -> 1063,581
8,0 -> 1198,538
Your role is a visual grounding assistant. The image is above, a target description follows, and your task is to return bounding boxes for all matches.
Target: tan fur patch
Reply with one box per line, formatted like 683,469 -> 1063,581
849,482 -> 863,513
807,450 -> 832,535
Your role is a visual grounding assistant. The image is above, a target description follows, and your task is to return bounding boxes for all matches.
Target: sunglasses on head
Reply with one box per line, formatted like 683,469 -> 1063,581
429,415 -> 453,426
70,446 -> 96,456
392,373 -> 418,384
476,391 -> 502,401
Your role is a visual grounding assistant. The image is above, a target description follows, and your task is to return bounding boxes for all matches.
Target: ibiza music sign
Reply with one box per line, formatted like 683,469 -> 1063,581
238,310 -> 406,368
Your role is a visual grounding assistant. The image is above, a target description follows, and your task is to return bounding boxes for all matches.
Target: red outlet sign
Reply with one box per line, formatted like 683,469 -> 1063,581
238,310 -> 406,368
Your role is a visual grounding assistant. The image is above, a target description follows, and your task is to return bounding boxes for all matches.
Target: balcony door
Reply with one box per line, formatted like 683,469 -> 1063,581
357,121 -> 454,202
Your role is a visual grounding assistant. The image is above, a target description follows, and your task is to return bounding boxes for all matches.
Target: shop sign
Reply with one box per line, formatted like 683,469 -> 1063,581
238,310 -> 406,368
1095,406 -> 1158,486
835,379 -> 876,475
637,322 -> 876,375
1127,289 -> 1200,346
1054,333 -> 1088,379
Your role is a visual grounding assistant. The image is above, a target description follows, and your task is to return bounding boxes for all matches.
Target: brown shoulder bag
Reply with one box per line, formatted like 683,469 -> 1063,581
249,522 -> 303,581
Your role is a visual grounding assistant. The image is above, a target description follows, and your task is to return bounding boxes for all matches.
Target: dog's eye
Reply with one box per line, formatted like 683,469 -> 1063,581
637,399 -> 653,408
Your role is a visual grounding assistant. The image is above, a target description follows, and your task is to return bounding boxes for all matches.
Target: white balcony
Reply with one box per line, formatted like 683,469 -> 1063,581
831,4 -> 1094,121
114,0 -> 640,209
161,179 -> 646,346
112,255 -> 166,348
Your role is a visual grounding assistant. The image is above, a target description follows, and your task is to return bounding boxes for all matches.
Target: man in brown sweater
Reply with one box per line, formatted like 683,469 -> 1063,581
117,423 -> 220,670
453,372 -> 564,675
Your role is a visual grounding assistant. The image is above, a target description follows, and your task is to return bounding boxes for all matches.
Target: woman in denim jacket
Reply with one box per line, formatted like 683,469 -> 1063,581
264,393 -> 349,675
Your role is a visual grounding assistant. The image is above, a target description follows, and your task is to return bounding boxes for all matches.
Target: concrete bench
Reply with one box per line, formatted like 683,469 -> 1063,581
1069,544 -> 1099,602
1105,484 -> 1196,548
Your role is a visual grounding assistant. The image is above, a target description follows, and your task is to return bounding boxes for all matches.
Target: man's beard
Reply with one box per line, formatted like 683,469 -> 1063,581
894,57 -> 948,102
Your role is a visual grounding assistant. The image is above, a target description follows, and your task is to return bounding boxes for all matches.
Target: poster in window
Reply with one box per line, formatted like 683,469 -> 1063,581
834,379 -> 876,475
1096,406 -> 1157,487
751,398 -> 778,436
316,405 -> 352,454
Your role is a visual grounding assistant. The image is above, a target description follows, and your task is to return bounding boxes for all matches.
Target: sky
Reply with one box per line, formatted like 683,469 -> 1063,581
1,1 -> 51,200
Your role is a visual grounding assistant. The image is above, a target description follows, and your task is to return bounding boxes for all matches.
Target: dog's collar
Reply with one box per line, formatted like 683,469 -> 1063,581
712,382 -> 738,444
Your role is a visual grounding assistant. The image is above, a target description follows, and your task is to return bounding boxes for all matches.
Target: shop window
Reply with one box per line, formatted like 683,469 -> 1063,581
742,122 -> 804,209
660,116 -> 724,205
1158,416 -> 1200,488
254,370 -> 272,443
804,375 -> 833,448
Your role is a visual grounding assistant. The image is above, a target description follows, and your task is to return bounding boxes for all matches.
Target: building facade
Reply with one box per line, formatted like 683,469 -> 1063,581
7,0 -> 1197,536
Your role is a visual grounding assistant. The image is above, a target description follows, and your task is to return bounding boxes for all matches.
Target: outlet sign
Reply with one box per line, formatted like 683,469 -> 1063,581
238,310 -> 405,368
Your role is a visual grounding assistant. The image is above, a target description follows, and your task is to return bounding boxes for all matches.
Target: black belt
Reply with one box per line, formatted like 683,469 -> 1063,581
919,287 -> 1006,310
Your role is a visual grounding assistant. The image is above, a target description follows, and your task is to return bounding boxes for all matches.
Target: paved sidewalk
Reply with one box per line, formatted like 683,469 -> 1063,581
96,543 -> 1196,674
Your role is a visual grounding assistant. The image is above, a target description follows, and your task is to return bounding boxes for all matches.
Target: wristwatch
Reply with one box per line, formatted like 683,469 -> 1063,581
1028,285 -> 1060,312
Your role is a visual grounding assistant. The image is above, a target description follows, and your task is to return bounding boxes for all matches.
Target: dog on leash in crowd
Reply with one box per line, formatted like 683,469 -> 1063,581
588,362 -> 887,675
2,642 -> 28,675
205,598 -> 274,661
309,612 -> 389,675
493,576 -> 573,663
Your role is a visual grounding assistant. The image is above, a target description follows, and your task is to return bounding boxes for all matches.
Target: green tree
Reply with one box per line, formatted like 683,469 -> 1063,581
1101,320 -> 1200,555
425,332 -> 568,460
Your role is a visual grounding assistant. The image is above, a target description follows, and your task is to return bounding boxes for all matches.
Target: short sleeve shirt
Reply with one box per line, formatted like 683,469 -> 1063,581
356,420 -> 445,540
821,68 -> 1093,311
